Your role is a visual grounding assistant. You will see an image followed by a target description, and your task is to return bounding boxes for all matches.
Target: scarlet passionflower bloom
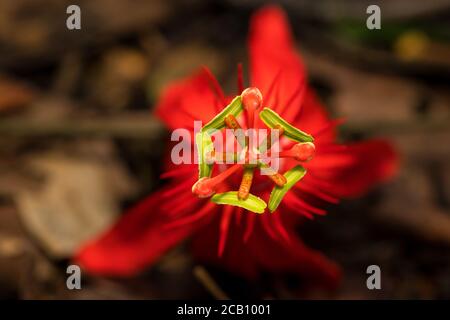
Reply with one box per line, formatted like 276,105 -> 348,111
75,6 -> 397,289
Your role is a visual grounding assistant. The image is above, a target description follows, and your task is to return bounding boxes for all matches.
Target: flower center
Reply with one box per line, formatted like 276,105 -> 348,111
192,87 -> 315,213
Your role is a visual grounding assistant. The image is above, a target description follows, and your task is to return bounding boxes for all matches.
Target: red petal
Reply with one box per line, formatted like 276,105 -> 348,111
248,7 -> 336,145
248,6 -> 306,123
155,69 -> 222,132
75,184 -> 211,276
295,88 -> 336,144
312,140 -> 399,198
191,212 -> 341,289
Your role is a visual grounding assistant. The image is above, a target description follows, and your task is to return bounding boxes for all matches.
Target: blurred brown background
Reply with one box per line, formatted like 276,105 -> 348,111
0,0 -> 449,299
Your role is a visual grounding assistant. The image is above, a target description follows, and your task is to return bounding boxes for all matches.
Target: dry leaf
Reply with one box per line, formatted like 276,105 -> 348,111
15,145 -> 137,258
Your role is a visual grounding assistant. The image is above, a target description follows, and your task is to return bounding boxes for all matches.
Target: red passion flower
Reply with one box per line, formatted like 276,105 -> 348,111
75,6 -> 398,289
